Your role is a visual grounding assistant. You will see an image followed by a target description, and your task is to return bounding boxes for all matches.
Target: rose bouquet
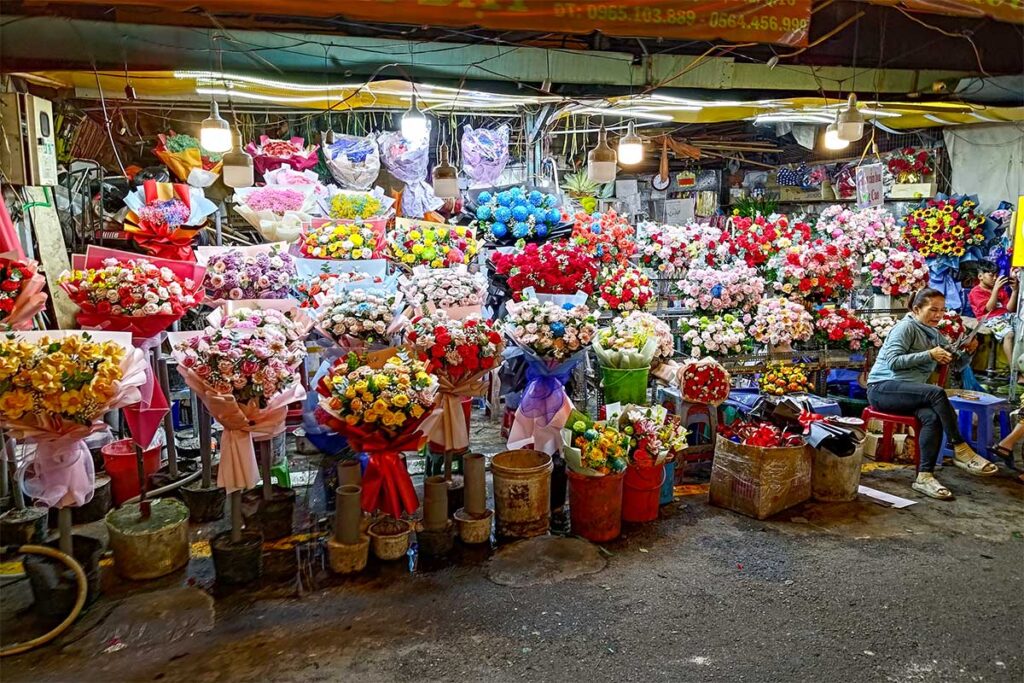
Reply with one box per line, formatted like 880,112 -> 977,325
814,205 -> 901,258
638,222 -> 723,274
678,313 -> 751,358
677,264 -> 764,314
314,287 -> 406,352
491,240 -> 599,297
813,308 -> 881,351
612,312 -> 675,366
123,179 -> 216,261
758,361 -> 810,396
197,243 -> 295,302
400,265 -> 486,318
153,132 -> 222,186
264,167 -> 328,198
597,266 -> 653,313
903,195 -> 987,259
749,297 -> 814,349
233,185 -> 318,243
864,247 -> 929,296
727,215 -> 811,269
298,218 -> 386,260
772,241 -> 855,303
887,146 -> 934,184
937,310 -> 966,342
561,410 -> 630,476
616,405 -> 671,468
294,270 -> 383,309
866,314 -> 899,341
676,357 -> 731,406
407,311 -> 504,452
473,187 -> 564,243
572,210 -> 636,266
593,314 -> 660,405
0,254 -> 47,330
316,350 -> 439,517
388,218 -> 479,270
245,135 -> 319,176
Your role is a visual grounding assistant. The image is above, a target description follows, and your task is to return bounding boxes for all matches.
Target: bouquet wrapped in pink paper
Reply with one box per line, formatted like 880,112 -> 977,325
245,135 -> 319,176
0,253 -> 47,330
264,167 -> 328,199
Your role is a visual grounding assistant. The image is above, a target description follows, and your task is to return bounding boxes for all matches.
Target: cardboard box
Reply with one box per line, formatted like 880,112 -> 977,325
888,182 -> 936,199
709,436 -> 812,520
778,186 -> 823,202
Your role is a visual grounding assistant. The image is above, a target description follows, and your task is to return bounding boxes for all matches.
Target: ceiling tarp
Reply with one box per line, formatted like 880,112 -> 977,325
864,0 -> 1023,23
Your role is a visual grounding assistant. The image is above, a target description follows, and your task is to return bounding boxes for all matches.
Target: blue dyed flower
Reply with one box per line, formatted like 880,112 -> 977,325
477,191 -> 493,205
512,205 -> 530,222
497,191 -> 512,207
536,225 -> 549,239
546,208 -> 561,224
494,206 -> 512,224
512,222 -> 530,238
591,222 -> 601,234
510,187 -> 524,198
543,195 -> 557,209
528,190 -> 544,206
711,284 -> 723,298
550,322 -> 566,337
562,302 -> 575,310
476,205 -> 492,221
491,222 -> 508,238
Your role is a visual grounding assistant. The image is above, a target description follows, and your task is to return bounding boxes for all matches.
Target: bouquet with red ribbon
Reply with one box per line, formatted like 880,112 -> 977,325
676,357 -> 731,406
123,179 -> 217,261
317,349 -> 440,517
491,240 -> 599,298
0,252 -> 47,330
245,135 -> 320,176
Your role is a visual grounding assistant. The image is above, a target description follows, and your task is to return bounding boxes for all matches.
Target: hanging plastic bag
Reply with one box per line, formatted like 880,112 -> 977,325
324,134 -> 381,190
461,125 -> 510,185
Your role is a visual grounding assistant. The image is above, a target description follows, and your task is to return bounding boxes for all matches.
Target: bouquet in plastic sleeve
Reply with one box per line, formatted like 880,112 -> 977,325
937,310 -> 967,343
676,357 -> 731,406
316,349 -> 439,517
771,241 -> 855,304
245,135 -> 319,176
719,419 -> 804,448
388,217 -> 479,270
461,125 -> 510,185
153,132 -> 223,187
378,128 -> 443,218
593,318 -> 659,405
470,186 -> 563,243
124,179 -> 217,261
749,297 -> 814,349
679,313 -> 752,358
0,331 -> 148,507
171,309 -> 307,492
504,296 -> 597,454
196,243 -> 295,303
613,312 -> 674,367
597,266 -> 653,313
319,187 -> 393,222
677,264 -> 764,314
233,185 -> 318,243
0,253 -> 47,330
264,167 -> 328,199
323,133 -> 381,190
561,409 -> 629,477
886,146 -> 934,184
407,311 -> 504,452
572,210 -> 637,266
293,257 -> 386,309
903,195 -> 987,259
400,265 -> 486,318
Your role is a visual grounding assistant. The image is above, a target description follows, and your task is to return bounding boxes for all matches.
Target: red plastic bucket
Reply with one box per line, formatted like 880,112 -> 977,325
622,463 -> 666,523
101,439 -> 161,505
429,396 -> 472,453
568,470 -> 624,542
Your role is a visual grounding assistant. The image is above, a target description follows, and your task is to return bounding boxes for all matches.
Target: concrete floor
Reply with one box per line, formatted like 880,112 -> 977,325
2,438 -> 1023,682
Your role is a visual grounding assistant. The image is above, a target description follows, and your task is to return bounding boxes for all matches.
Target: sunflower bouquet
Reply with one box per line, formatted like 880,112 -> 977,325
903,195 -> 987,259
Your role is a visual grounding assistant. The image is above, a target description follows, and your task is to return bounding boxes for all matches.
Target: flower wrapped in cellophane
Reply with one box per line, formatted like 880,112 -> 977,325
316,349 -> 440,517
561,409 -> 629,477
196,243 -> 296,303
263,167 -> 328,199
388,218 -> 479,270
407,311 -> 504,453
313,285 -> 407,353
0,253 -> 47,330
171,309 -> 307,492
298,217 -> 387,261
612,312 -> 674,367
123,179 -> 217,261
503,296 -> 597,454
292,257 -> 387,309
399,265 -> 486,319
245,135 -> 319,176
676,357 -> 731,406
232,185 -> 318,243
153,132 -> 223,186
323,133 -> 381,190
0,331 -> 148,507
593,314 -> 660,405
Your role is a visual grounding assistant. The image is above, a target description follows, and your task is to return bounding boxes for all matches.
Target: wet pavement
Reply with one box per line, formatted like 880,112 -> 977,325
2,423 -> 1023,682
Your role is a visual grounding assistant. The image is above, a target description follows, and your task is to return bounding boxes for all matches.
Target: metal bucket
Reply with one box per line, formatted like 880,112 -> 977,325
490,449 -> 552,538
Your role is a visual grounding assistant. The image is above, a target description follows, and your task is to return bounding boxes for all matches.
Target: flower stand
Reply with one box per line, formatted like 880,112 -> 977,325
105,498 -> 190,580
179,402 -> 225,523
418,475 -> 455,556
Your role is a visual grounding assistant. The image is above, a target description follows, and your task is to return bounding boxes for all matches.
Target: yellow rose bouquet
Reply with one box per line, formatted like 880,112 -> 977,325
387,218 -> 479,270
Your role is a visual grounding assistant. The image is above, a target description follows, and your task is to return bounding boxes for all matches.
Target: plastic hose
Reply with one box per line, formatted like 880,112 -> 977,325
121,468 -> 202,506
0,544 -> 87,657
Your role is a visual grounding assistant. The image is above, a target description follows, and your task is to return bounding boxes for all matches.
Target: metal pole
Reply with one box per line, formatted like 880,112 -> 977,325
157,356 -> 179,478
259,440 -> 273,501
58,507 -> 73,556
135,443 -> 151,519
198,401 -> 213,490
230,490 -> 243,543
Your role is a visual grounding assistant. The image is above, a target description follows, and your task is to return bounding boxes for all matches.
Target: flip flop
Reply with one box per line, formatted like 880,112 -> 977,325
953,453 -> 999,476
912,478 -> 954,500
988,445 -> 1016,469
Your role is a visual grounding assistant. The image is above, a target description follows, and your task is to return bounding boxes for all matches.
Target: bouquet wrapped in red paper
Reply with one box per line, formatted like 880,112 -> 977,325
317,349 -> 440,517
245,135 -> 320,176
0,253 -> 47,330
123,179 -> 217,261
676,357 -> 731,406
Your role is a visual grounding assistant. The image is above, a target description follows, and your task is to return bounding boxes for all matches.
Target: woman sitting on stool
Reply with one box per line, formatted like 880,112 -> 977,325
867,288 -> 998,500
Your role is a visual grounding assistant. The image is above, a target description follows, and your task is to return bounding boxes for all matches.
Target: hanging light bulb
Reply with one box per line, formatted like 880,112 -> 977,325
617,120 -> 644,165
432,143 -> 459,198
401,92 -> 428,143
221,141 -> 254,189
823,111 -> 850,151
588,125 -> 617,184
837,93 -> 865,142
200,100 -> 233,153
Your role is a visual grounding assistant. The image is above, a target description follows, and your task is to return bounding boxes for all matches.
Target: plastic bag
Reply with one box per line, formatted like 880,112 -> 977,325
461,125 -> 510,185
324,134 -> 381,190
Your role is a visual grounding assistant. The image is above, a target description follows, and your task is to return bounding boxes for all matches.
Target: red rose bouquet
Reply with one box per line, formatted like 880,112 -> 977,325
597,266 -> 653,312
491,240 -> 599,298
773,240 -> 855,303
813,308 -> 881,351
245,135 -> 319,176
936,310 -> 966,342
0,253 -> 46,330
887,146 -> 934,184
571,210 -> 636,267
676,357 -> 731,406
903,195 -> 986,258
727,215 -> 811,269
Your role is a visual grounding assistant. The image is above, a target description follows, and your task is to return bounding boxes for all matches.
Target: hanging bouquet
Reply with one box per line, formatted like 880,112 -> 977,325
678,313 -> 751,358
314,287 -> 406,352
491,240 -> 599,297
758,361 -> 810,396
772,241 -> 855,303
597,266 -> 653,312
473,187 -> 563,243
750,297 -> 814,348
461,125 -> 510,185
299,218 -> 386,260
638,222 -> 723,274
937,310 -> 966,342
124,179 -> 216,261
617,405 -> 671,468
813,308 -> 881,351
561,411 -> 629,476
153,132 -> 222,186
197,243 -> 295,302
814,205 -> 901,258
0,331 -> 148,507
317,350 -> 439,517
864,247 -> 929,295
245,135 -> 319,176
726,215 -> 811,269
611,312 -> 674,365
0,254 -> 47,330
324,133 -> 381,190
233,185 -> 318,244
378,128 -> 443,219
571,210 -> 637,266
866,314 -> 899,341
677,264 -> 764,314
264,167 -> 328,198
887,146 -> 934,184
676,357 -> 731,406
903,195 -> 987,259
407,311 -> 504,453
400,265 -> 486,317
388,218 -> 479,270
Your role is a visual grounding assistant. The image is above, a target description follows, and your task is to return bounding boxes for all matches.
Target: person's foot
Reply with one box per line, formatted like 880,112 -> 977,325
988,444 -> 1017,469
912,472 -> 954,500
953,443 -> 999,476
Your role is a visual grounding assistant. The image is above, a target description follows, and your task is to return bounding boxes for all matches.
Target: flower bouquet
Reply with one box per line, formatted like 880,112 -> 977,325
613,312 -> 675,366
864,247 -> 928,296
153,132 -> 223,186
298,218 -> 387,261
294,268 -> 384,309
772,241 -> 855,303
233,185 -> 318,243
400,265 -> 486,318
814,205 -> 901,258
727,215 -> 811,269
676,357 -> 731,406
196,243 -> 295,303
571,210 -> 637,267
903,195 -> 987,259
593,317 -> 659,405
503,297 -> 597,454
316,349 -> 439,517
314,286 -> 407,352
561,410 -> 629,477
866,314 -> 899,341
678,313 -> 751,358
813,308 -> 881,352
245,135 -> 319,176
758,361 -> 810,396
378,128 -> 444,219
0,253 -> 47,330
750,297 -> 814,350
638,222 -> 722,274
937,310 -> 966,342
471,186 -> 564,243
491,240 -> 599,298
407,311 -> 504,453
886,146 -> 934,184
123,179 -> 217,261
264,167 -> 328,198
615,404 -> 671,468
677,264 -> 764,314
597,266 -> 653,313
388,218 -> 479,270
461,125 -> 510,185
323,133 -> 381,190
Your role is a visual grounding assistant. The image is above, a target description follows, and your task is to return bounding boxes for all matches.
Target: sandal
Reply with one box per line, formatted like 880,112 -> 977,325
988,445 -> 1017,469
953,453 -> 999,476
912,475 -> 954,501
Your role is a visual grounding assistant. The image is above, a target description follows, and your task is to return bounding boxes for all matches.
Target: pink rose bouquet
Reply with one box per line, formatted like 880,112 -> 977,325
750,297 -> 814,348
864,248 -> 929,296
677,264 -> 764,314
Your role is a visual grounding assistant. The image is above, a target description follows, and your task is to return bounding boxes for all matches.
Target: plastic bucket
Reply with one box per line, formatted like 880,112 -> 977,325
600,366 -> 649,405
490,449 -> 553,538
622,463 -> 665,523
101,439 -> 161,505
567,470 -> 623,542
660,459 -> 676,505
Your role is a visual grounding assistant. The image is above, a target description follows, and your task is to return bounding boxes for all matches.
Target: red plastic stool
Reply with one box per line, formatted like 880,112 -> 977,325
861,407 -> 922,465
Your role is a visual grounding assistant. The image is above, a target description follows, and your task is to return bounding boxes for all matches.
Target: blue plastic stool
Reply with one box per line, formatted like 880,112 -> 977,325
660,460 -> 676,505
941,393 -> 1012,462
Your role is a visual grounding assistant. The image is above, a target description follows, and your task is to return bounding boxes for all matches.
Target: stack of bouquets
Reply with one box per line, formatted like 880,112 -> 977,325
937,311 -> 966,342
678,313 -> 751,358
814,205 -> 901,258
400,265 -> 486,317
491,240 -> 599,297
571,210 -> 637,266
0,254 -> 47,330
617,405 -> 671,468
726,215 -> 811,268
720,419 -> 804,447
388,218 -> 479,269
233,185 -> 318,243
903,195 -> 987,259
323,133 -> 381,190
676,357 -> 731,406
561,410 -> 629,477
314,286 -> 406,352
758,361 -> 810,396
597,266 -> 653,312
771,241 -> 855,303
245,135 -> 319,176
638,222 -> 723,274
864,247 -> 928,295
153,132 -> 222,186
407,311 -> 504,452
172,308 -> 306,491
472,187 -> 563,243
197,243 -> 295,302
0,331 -> 148,507
299,218 -> 385,260
503,298 -> 597,454
813,308 -> 881,351
677,264 -> 764,314
123,179 -> 217,261
750,297 -> 814,348
316,350 -> 439,517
